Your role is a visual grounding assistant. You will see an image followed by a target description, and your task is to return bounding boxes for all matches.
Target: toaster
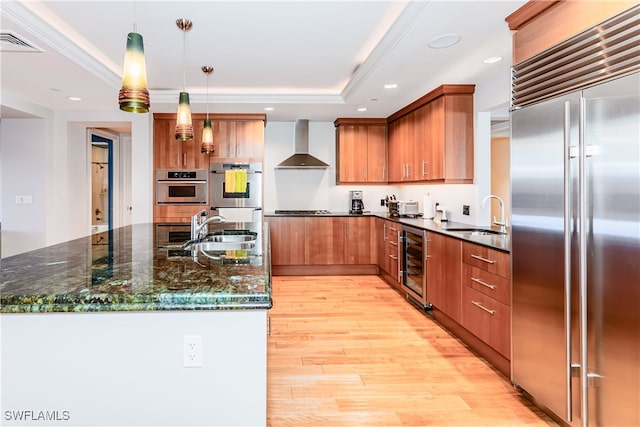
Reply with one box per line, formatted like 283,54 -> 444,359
398,200 -> 420,217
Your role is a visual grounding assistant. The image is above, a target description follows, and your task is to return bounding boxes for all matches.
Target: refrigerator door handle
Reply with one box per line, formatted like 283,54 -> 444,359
563,100 -> 575,422
578,96 -> 589,427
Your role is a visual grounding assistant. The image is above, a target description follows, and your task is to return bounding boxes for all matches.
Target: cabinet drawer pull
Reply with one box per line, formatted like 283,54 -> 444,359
471,300 -> 495,315
471,254 -> 496,264
471,277 -> 496,290
390,241 -> 397,246
389,255 -> 398,260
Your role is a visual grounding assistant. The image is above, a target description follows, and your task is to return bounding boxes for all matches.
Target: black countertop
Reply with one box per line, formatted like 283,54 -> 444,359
265,211 -> 510,252
0,222 -> 272,313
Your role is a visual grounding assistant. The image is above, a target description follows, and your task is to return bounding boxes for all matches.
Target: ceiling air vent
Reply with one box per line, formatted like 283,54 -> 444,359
0,31 -> 43,52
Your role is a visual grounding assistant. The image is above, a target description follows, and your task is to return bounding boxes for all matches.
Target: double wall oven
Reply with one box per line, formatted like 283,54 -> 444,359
209,162 -> 263,222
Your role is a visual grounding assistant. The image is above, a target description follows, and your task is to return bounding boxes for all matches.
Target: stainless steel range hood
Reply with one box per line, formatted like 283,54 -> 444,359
276,119 -> 329,169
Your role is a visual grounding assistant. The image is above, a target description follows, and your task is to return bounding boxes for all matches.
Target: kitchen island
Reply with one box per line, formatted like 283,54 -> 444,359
0,222 -> 271,427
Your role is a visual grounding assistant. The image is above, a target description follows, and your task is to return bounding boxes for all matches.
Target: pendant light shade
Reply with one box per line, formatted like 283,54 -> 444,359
175,92 -> 193,140
119,32 -> 150,113
201,118 -> 214,153
175,19 -> 193,141
201,65 -> 214,154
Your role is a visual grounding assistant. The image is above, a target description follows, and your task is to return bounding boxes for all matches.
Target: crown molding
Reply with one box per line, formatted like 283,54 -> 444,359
2,1 -> 121,89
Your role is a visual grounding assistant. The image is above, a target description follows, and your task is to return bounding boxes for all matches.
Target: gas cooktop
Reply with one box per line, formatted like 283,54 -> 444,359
274,210 -> 332,215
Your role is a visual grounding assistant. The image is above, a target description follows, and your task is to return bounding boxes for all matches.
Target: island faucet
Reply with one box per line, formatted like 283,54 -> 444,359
481,195 -> 507,234
190,209 -> 226,240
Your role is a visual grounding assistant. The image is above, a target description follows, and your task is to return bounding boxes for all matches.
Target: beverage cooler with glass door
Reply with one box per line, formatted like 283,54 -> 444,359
401,225 -> 429,309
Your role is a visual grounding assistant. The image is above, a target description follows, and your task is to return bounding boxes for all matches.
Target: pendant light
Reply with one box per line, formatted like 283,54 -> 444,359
175,18 -> 193,141
201,66 -> 215,154
118,2 -> 149,113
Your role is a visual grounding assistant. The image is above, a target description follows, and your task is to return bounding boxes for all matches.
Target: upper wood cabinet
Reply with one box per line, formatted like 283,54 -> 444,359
387,84 -> 475,184
506,1 -> 637,64
212,115 -> 266,160
334,118 -> 388,184
153,113 -> 266,169
153,114 -> 209,169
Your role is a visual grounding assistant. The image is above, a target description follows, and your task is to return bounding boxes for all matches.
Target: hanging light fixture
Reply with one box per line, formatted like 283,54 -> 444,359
175,18 -> 193,141
118,2 -> 149,113
201,66 -> 215,154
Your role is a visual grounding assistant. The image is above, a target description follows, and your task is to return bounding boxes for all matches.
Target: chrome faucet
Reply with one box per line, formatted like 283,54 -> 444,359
481,195 -> 507,234
190,209 -> 226,240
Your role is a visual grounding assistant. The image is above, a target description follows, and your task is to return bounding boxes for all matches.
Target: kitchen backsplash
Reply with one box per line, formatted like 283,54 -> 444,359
263,121 -> 485,226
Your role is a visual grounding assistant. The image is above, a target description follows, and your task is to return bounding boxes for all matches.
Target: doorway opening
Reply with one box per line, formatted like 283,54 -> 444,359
90,132 -> 114,234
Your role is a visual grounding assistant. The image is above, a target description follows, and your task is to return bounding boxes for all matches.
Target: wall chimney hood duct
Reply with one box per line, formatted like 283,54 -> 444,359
276,119 -> 329,169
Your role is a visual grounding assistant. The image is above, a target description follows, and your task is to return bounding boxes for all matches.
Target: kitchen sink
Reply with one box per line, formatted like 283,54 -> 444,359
182,231 -> 257,252
445,228 -> 505,236
207,234 -> 256,243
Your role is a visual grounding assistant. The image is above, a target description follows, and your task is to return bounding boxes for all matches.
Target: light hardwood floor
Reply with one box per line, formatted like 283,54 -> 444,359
267,275 -> 558,426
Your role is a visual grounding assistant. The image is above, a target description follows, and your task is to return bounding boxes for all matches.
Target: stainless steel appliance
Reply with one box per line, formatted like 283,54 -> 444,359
349,190 -> 364,214
511,10 -> 639,426
210,162 -> 262,222
398,200 -> 420,217
156,169 -> 208,205
400,224 -> 429,309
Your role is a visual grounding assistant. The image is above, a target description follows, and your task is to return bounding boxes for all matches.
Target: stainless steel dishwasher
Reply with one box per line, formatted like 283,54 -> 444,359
400,224 -> 430,309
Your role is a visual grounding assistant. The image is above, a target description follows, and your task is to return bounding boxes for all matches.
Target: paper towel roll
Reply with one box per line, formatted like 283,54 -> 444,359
422,194 -> 434,219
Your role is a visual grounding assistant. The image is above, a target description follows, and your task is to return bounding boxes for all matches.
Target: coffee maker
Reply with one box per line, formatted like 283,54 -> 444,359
349,190 -> 364,214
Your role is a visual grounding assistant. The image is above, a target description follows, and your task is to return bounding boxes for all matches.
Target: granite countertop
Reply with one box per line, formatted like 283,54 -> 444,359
265,211 -> 510,252
0,222 -> 272,314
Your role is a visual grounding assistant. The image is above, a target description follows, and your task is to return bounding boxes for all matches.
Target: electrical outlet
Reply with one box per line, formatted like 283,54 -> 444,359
380,199 -> 385,206
463,205 -> 470,215
183,335 -> 203,368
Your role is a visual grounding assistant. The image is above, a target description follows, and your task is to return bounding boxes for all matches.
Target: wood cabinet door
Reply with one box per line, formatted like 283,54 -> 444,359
345,216 -> 372,264
235,120 -> 264,159
305,217 -> 345,265
461,285 -> 510,358
377,219 -> 389,272
337,125 -> 367,183
154,118 -> 183,169
426,232 -> 462,322
183,118 -> 211,169
443,94 -> 474,182
387,121 -> 403,182
427,97 -> 445,181
366,125 -> 387,182
213,120 -> 237,158
266,217 -> 305,265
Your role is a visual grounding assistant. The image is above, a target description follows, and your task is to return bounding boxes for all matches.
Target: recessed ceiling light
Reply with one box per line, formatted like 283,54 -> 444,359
428,33 -> 461,49
68,96 -> 82,101
264,107 -> 274,111
357,107 -> 367,112
384,83 -> 398,89
483,56 -> 503,64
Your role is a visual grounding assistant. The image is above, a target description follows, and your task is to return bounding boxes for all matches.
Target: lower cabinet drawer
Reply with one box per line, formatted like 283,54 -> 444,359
461,286 -> 510,358
462,264 -> 511,305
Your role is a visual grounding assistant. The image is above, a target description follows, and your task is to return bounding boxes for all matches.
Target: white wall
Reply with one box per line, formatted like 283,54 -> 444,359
263,121 -> 393,213
2,310 -> 267,426
0,95 -> 153,257
0,118 -> 49,256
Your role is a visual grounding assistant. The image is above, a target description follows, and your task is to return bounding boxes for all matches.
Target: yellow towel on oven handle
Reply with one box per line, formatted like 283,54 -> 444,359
235,170 -> 247,193
225,170 -> 235,193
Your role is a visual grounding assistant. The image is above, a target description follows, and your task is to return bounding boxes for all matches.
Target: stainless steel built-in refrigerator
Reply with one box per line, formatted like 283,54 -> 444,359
510,7 -> 639,427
